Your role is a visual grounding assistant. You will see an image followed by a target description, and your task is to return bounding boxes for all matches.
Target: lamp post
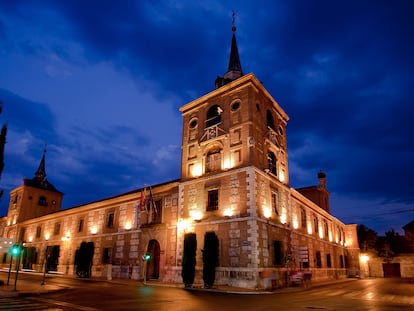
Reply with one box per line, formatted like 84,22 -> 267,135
41,236 -> 49,285
11,243 -> 23,291
141,252 -> 151,285
6,253 -> 13,285
41,246 -> 48,285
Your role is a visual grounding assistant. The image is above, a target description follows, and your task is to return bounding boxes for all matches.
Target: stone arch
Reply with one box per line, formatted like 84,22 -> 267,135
146,239 -> 160,280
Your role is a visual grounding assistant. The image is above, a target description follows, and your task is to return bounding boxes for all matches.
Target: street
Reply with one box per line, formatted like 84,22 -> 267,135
0,274 -> 413,310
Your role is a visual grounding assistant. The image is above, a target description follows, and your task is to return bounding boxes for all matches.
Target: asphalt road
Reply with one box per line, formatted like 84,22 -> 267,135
1,274 -> 413,310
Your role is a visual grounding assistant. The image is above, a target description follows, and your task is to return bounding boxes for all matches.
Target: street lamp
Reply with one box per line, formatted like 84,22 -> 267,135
141,252 -> 151,285
11,243 -> 23,291
41,237 -> 49,285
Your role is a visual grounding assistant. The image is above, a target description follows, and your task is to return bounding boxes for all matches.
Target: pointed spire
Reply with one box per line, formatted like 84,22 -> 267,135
215,11 -> 244,88
224,11 -> 243,80
34,148 -> 47,181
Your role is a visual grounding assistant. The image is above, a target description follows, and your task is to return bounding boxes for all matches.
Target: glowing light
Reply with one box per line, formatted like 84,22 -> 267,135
28,236 -> 33,242
263,206 -> 272,219
90,226 -> 98,234
190,163 -> 202,177
125,221 -> 132,230
223,208 -> 234,217
279,170 -> 286,183
319,228 -> 324,239
177,219 -> 192,232
62,232 -> 71,241
307,223 -> 313,235
223,156 -> 233,170
280,211 -> 287,224
292,219 -> 299,229
360,254 -> 370,263
45,233 -> 50,241
329,232 -> 333,242
190,210 -> 203,221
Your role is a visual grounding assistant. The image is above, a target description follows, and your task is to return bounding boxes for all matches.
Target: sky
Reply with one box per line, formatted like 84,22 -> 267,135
0,0 -> 413,235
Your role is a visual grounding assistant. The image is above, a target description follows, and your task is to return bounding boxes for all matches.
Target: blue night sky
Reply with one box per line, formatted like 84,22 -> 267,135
0,0 -> 413,235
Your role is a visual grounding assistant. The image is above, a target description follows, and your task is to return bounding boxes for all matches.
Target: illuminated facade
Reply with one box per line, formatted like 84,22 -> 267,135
0,25 -> 359,289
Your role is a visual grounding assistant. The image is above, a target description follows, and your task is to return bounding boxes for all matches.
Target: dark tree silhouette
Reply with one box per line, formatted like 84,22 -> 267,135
357,224 -> 378,251
181,233 -> 197,287
202,231 -> 219,288
0,100 -> 7,200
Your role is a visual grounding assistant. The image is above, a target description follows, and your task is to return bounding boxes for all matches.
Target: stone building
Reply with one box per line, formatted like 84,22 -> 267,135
0,25 -> 359,290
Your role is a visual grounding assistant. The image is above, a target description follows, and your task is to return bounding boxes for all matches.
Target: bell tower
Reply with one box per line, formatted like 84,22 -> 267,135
7,149 -> 63,227
180,23 -> 289,184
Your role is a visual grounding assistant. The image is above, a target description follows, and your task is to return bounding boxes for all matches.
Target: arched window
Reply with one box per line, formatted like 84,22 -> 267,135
267,151 -> 277,175
266,110 -> 275,130
206,147 -> 221,172
38,196 -> 47,206
206,105 -> 222,128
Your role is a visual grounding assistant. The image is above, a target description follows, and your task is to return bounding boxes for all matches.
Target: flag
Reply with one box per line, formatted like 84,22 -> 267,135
147,187 -> 157,214
139,187 -> 147,212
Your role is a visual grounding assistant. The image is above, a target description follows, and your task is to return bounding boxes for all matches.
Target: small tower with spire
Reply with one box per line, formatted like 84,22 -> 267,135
215,12 -> 244,88
7,149 -> 63,227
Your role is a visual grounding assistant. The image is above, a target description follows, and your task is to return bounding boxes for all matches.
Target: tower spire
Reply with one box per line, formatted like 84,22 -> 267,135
35,147 -> 47,181
215,11 -> 244,88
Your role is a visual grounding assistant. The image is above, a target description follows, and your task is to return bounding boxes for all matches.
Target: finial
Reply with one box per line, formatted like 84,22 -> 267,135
232,10 -> 236,32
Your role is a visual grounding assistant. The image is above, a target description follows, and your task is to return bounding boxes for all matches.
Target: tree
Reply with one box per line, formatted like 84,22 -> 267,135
75,242 -> 95,278
357,224 -> 378,251
0,100 -> 7,200
202,231 -> 219,288
181,233 -> 197,287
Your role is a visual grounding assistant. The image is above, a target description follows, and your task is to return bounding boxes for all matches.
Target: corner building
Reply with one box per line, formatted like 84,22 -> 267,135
0,26 -> 360,290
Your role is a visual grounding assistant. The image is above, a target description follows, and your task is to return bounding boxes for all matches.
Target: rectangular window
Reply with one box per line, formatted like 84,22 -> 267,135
206,152 -> 221,172
314,215 -> 319,235
339,255 -> 344,268
102,247 -> 112,264
106,212 -> 115,228
78,218 -> 84,233
300,208 -> 307,228
231,150 -> 241,165
151,199 -> 163,224
326,254 -> 332,268
324,220 -> 329,239
207,189 -> 219,211
231,128 -> 241,145
54,223 -> 61,236
273,240 -> 284,266
271,191 -> 279,215
36,226 -> 42,238
316,251 -> 322,268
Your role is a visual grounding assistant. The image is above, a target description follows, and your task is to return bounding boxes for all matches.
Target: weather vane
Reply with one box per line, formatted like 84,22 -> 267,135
232,10 -> 237,32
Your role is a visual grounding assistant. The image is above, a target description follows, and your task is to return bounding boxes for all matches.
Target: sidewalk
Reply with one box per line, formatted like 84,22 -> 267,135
0,270 -> 357,298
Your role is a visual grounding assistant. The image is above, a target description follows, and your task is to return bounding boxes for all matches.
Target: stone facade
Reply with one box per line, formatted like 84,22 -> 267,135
0,31 -> 360,290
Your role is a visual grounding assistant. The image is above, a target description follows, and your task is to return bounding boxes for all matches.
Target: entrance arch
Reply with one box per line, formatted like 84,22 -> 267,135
146,239 -> 160,279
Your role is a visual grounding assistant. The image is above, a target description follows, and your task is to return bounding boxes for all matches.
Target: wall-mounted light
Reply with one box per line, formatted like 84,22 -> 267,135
28,236 -> 33,242
124,221 -> 132,230
190,210 -> 203,221
45,233 -> 50,241
279,171 -> 285,183
263,206 -> 272,219
190,163 -> 202,177
177,219 -> 192,232
280,212 -> 287,224
307,223 -> 313,235
90,226 -> 98,235
223,208 -> 234,217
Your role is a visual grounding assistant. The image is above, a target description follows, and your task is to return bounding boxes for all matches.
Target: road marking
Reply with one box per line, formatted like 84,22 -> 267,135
30,297 -> 98,311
